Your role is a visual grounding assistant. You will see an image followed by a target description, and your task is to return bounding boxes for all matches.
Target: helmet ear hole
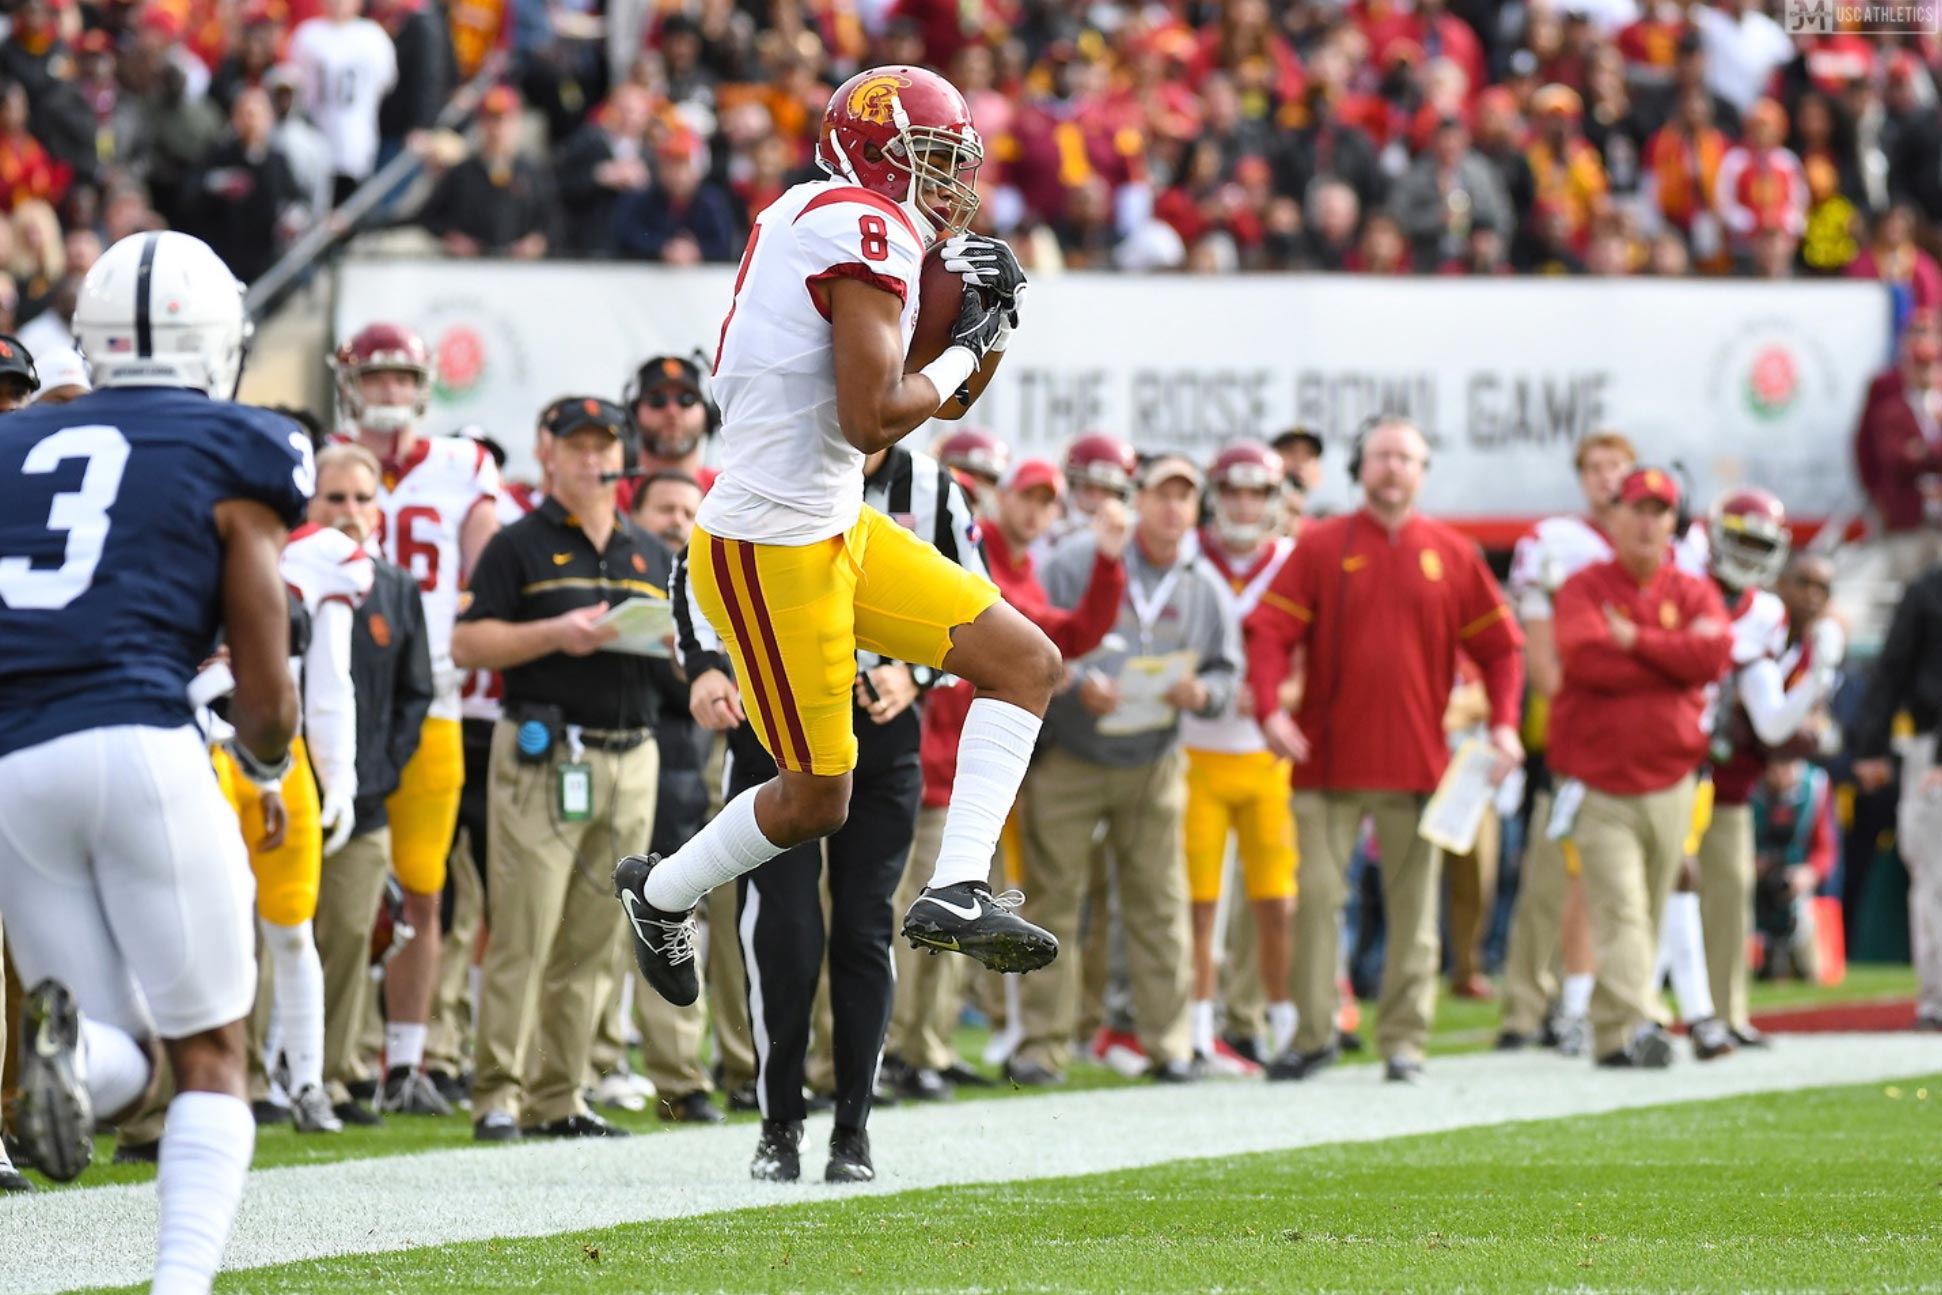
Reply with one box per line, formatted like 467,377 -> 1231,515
863,141 -> 884,164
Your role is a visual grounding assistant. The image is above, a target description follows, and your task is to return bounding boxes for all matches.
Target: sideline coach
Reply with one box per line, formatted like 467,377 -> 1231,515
453,397 -> 671,1141
1244,416 -> 1525,1083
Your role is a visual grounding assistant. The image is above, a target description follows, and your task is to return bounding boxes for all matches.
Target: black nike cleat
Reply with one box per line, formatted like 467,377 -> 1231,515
901,881 -> 1059,975
614,853 -> 700,1006
17,980 -> 95,1183
751,1119 -> 803,1183
826,1125 -> 874,1183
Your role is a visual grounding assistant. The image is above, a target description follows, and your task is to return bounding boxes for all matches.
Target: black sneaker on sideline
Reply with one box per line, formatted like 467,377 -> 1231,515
614,854 -> 701,1006
473,1112 -> 521,1143
826,1125 -> 874,1183
379,1067 -> 452,1117
901,881 -> 1058,974
250,1098 -> 290,1126
659,1090 -> 725,1124
1384,1057 -> 1425,1084
1219,1033 -> 1266,1067
526,1112 -> 631,1139
726,1080 -> 760,1113
751,1120 -> 803,1182
898,1067 -> 952,1102
112,1139 -> 161,1166
939,1061 -> 995,1089
1003,1059 -> 1064,1087
0,1163 -> 30,1193
17,980 -> 93,1183
1266,1045 -> 1338,1082
1494,1030 -> 1534,1051
1730,1025 -> 1772,1049
1690,1017 -> 1737,1062
427,1069 -> 471,1108
333,1101 -> 384,1127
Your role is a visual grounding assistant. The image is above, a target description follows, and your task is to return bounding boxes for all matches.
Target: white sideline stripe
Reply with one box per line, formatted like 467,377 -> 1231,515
5,1036 -> 1938,1295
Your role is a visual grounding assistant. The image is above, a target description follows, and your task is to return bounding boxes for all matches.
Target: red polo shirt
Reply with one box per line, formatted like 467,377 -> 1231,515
1549,557 -> 1733,796
1244,509 -> 1524,794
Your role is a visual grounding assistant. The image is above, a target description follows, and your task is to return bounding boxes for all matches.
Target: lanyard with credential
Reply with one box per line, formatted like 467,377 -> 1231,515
1127,560 -> 1185,654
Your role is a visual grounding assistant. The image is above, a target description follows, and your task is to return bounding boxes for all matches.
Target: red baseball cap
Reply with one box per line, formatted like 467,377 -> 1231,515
1620,466 -> 1680,510
1003,458 -> 1065,500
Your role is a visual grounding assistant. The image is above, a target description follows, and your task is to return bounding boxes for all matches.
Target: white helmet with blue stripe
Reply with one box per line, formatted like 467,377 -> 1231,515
73,231 -> 250,397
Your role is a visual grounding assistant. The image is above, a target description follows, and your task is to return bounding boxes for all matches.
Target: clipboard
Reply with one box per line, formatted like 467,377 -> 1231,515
594,598 -> 676,658
1418,737 -> 1497,855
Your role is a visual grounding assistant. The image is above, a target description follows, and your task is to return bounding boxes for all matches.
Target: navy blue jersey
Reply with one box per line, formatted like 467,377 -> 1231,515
0,387 -> 314,756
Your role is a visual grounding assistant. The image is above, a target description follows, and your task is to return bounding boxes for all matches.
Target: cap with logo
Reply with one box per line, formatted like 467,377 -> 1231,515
1003,457 -> 1065,499
1619,466 -> 1680,510
541,396 -> 630,439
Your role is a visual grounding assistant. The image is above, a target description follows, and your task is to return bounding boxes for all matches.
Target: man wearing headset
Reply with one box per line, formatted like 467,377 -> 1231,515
1244,416 -> 1525,1084
625,354 -> 718,491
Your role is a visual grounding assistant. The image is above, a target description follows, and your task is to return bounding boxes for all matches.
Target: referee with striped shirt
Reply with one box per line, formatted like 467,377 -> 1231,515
673,442 -> 984,1184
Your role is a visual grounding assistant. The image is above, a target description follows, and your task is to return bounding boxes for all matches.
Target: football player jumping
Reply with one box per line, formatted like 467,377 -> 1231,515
615,67 -> 1063,1011
333,323 -> 501,1115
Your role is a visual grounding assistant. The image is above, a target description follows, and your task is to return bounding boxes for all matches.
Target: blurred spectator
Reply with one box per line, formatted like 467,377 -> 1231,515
1526,85 -> 1609,258
1853,313 -> 1942,578
1750,759 -> 1836,982
417,87 -> 554,259
1792,91 -> 1865,274
1647,228 -> 1694,276
10,198 -> 61,323
266,65 -> 334,224
292,0 -> 400,204
211,6 -> 287,115
1640,30 -> 1742,141
1693,0 -> 1793,117
554,85 -> 654,257
0,80 -> 69,212
1881,55 -> 1942,220
1744,222 -> 1798,279
612,129 -> 737,264
1346,210 -> 1410,273
1389,116 -> 1514,270
191,88 -> 305,284
14,271 -> 77,360
1270,428 -> 1325,497
1642,85 -> 1729,265
1472,87 -> 1536,217
1714,99 -> 1806,261
1848,206 -> 1942,338
73,29 -> 146,185
373,0 -> 455,167
146,63 -> 226,231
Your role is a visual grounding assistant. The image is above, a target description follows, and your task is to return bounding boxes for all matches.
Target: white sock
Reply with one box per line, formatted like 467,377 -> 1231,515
385,1022 -> 427,1073
929,698 -> 1040,889
642,787 -> 784,911
1268,1001 -> 1300,1057
259,916 -> 326,1092
152,1092 -> 255,1295
81,1017 -> 151,1117
1560,972 -> 1595,1020
1191,999 -> 1217,1056
1660,892 -> 1717,1023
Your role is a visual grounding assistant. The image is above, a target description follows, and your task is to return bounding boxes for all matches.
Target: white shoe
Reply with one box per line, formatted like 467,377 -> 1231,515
1198,1038 -> 1264,1079
290,1084 -> 344,1134
590,1072 -> 648,1113
1554,1014 -> 1591,1058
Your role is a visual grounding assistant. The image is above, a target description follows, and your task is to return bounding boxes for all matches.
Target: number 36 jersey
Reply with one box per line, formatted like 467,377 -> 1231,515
0,388 -> 314,758
375,435 -> 499,721
698,179 -> 927,547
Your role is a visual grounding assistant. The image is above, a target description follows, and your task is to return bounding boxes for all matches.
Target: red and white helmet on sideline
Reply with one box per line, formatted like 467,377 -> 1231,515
1209,440 -> 1285,549
1707,487 -> 1789,590
333,322 -> 432,434
817,65 -> 982,246
937,427 -> 1009,487
1062,432 -> 1138,501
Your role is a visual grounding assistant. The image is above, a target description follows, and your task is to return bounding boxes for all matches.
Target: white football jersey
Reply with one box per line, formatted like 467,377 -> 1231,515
289,16 -> 398,180
1726,586 -> 1789,668
283,524 -> 375,799
696,178 -> 928,547
1182,533 -> 1295,755
1508,515 -> 1613,620
459,487 -> 540,723
373,436 -> 500,720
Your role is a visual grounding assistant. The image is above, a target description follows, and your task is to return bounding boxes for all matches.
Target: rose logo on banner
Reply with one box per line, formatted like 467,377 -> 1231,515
435,326 -> 487,403
1745,346 -> 1801,421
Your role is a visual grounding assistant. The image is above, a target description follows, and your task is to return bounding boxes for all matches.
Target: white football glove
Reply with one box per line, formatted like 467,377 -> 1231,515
320,789 -> 357,857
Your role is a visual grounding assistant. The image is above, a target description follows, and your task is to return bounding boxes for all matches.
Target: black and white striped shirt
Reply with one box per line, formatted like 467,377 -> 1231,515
673,445 -> 986,682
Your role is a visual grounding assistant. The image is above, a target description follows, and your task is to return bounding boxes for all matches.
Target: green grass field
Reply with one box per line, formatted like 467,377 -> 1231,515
76,1072 -> 1942,1295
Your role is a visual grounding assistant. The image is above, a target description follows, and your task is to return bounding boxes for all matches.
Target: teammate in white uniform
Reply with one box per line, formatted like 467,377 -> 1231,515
1498,431 -> 1637,1053
1180,443 -> 1299,1075
0,231 -> 309,1288
333,321 -> 500,1115
289,0 -> 398,196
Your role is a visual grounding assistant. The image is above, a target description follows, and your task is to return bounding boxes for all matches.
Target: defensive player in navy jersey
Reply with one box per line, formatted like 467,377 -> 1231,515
0,231 -> 312,1294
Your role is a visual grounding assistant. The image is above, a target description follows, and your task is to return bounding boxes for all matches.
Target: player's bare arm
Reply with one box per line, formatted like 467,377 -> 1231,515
216,498 -> 299,764
458,494 -> 499,582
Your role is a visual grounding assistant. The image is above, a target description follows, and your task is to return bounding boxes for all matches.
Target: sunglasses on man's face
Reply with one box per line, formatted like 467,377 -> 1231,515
323,491 -> 377,505
641,390 -> 700,410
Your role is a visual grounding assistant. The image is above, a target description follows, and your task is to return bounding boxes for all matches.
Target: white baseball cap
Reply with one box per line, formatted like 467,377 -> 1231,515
32,346 -> 91,399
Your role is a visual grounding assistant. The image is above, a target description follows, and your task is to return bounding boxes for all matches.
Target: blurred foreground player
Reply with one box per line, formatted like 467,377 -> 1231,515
0,231 -> 311,1291
615,66 -> 1064,1009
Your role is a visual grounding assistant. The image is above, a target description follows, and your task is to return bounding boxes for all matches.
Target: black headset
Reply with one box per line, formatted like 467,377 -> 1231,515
623,349 -> 721,437
1347,414 -> 1432,483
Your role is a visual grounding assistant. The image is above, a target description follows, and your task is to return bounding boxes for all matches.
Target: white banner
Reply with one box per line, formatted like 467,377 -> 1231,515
335,259 -> 1888,526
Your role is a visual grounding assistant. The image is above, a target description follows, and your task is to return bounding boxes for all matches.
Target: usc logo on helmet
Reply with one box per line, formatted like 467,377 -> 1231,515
847,73 -> 912,126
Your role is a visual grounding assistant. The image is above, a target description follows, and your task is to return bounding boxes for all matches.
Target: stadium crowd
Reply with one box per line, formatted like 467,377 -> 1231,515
1,0 -> 1941,1194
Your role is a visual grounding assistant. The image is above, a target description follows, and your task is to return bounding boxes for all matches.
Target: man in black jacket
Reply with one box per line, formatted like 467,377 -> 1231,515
1853,562 -> 1942,1031
192,88 -> 304,284
308,442 -> 435,1125
552,84 -> 653,256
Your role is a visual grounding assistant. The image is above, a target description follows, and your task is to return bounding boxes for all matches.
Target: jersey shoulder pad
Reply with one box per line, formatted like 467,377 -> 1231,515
422,435 -> 501,496
209,405 -> 315,528
283,523 -> 375,609
790,184 -> 925,285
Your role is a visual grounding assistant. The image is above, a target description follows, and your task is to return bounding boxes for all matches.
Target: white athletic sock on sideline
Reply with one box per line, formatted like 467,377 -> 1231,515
152,1092 -> 254,1295
642,787 -> 785,912
1191,1000 -> 1217,1057
259,916 -> 326,1092
1560,973 -> 1595,1021
80,1017 -> 151,1117
385,1022 -> 427,1073
1660,892 -> 1717,1023
929,698 -> 1040,889
1268,1001 -> 1300,1057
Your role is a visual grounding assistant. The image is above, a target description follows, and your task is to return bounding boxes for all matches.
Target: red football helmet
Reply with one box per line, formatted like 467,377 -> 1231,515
818,65 -> 982,244
937,427 -> 1009,486
334,322 -> 431,433
1707,487 -> 1790,591
1209,441 -> 1285,549
1062,432 -> 1138,502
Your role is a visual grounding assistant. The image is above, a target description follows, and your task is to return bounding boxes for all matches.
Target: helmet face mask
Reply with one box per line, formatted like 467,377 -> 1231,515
334,323 -> 432,438
819,67 -> 983,244
1209,441 -> 1286,550
1708,488 -> 1789,591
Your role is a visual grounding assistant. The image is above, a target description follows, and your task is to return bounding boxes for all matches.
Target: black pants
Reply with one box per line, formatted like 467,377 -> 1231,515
442,717 -> 497,933
727,708 -> 922,1130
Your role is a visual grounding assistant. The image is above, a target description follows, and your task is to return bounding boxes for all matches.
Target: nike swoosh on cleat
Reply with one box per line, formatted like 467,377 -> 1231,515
920,896 -> 984,921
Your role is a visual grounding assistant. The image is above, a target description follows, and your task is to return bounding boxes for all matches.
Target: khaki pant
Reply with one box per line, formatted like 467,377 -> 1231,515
1576,777 -> 1697,1059
1291,790 -> 1443,1062
1015,746 -> 1193,1075
591,941 -> 710,1099
890,806 -> 961,1070
472,724 -> 657,1126
1500,788 -> 1566,1036
314,828 -> 393,1103
1446,809 -> 1500,986
426,827 -> 485,1078
1218,884 -> 1267,1039
1900,734 -> 1942,1020
1697,802 -> 1755,1032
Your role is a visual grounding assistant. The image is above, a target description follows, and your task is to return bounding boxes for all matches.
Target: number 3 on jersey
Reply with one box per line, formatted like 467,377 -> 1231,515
0,425 -> 131,610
